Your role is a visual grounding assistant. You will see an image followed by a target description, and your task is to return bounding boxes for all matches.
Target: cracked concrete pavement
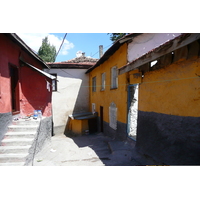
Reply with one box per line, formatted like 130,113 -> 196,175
30,132 -> 158,166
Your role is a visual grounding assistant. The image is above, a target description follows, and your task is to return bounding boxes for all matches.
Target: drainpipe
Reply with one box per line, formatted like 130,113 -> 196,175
99,45 -> 103,58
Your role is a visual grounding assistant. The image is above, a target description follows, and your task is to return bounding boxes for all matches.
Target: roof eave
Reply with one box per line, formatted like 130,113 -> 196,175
6,33 -> 50,69
119,33 -> 200,75
85,33 -> 142,74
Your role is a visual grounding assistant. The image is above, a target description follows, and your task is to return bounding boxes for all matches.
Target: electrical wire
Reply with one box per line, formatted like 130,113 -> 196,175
55,33 -> 67,59
56,75 -> 200,91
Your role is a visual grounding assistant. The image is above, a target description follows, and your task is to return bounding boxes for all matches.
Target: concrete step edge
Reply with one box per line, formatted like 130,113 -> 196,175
1,138 -> 34,142
4,131 -> 37,137
0,145 -> 31,150
8,124 -> 38,128
0,162 -> 25,166
0,153 -> 28,158
5,132 -> 36,136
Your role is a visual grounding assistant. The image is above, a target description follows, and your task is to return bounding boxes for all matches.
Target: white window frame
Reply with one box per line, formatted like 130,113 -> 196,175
92,76 -> 96,92
101,72 -> 105,91
92,103 -> 96,113
111,66 -> 118,89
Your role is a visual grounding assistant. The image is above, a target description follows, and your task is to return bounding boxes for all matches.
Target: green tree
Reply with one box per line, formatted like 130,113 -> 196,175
38,36 -> 56,62
108,33 -> 129,43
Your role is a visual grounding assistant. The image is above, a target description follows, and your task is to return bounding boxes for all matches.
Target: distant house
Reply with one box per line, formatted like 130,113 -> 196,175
46,53 -> 98,135
0,33 -> 55,141
119,33 -> 200,165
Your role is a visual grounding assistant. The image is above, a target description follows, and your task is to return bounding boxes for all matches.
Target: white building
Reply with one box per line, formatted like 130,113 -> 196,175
45,53 -> 98,135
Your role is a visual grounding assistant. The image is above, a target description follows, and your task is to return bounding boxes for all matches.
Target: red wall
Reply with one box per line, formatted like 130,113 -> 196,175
0,34 -> 52,117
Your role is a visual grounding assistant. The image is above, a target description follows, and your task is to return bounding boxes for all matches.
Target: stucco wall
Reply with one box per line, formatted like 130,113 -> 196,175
0,34 -> 52,118
44,68 -> 89,135
136,54 -> 200,165
89,43 -> 128,139
20,66 -> 52,117
128,33 -> 181,63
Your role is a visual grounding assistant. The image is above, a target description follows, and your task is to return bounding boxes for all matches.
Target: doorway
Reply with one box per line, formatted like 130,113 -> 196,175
10,64 -> 20,114
100,106 -> 104,132
127,84 -> 139,140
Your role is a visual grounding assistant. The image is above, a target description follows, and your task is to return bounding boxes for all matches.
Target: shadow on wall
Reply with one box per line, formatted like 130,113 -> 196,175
20,67 -> 52,116
64,79 -> 90,136
63,73 -> 90,135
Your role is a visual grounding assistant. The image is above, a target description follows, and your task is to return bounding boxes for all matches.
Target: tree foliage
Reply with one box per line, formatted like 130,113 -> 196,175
38,37 -> 56,62
108,33 -> 129,42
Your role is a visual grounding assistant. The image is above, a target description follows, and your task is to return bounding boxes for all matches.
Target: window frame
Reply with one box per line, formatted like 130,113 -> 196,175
51,73 -> 57,92
92,76 -> 96,92
111,66 -> 118,89
101,72 -> 105,91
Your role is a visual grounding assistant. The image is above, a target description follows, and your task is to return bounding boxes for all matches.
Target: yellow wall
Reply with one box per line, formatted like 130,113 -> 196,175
89,43 -> 128,123
138,57 -> 200,117
70,119 -> 89,135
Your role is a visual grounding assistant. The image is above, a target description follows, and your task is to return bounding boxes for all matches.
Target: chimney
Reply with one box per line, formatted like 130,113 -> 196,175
99,45 -> 103,58
82,52 -> 85,57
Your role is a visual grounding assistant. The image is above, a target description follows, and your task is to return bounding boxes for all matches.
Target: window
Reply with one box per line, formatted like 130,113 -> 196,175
111,66 -> 118,89
109,102 -> 117,130
51,73 -> 57,91
92,76 -> 96,92
92,103 -> 96,113
101,72 -> 105,91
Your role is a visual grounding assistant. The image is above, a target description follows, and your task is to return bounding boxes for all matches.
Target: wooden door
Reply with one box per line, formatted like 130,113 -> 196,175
10,65 -> 20,114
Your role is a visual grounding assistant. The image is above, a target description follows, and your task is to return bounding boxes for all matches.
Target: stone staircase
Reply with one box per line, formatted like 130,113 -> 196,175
0,118 -> 40,166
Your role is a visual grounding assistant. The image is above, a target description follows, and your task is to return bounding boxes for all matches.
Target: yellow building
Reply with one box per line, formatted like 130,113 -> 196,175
86,34 -> 140,140
119,33 -> 200,165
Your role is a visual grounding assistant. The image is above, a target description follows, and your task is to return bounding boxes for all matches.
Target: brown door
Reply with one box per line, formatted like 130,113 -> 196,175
10,65 -> 20,114
100,106 -> 104,132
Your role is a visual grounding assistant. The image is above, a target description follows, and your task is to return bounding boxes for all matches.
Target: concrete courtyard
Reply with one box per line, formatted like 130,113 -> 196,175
30,132 -> 158,166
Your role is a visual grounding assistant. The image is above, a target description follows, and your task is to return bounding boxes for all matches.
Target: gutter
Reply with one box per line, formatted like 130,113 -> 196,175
20,59 -> 56,80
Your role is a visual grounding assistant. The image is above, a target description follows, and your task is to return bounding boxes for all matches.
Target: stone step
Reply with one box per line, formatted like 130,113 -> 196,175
0,153 -> 28,162
0,138 -> 34,146
0,162 -> 25,166
12,119 -> 40,126
0,145 -> 31,154
4,132 -> 36,139
8,125 -> 39,132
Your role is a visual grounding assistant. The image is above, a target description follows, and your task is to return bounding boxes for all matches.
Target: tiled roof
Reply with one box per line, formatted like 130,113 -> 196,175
63,56 -> 98,63
47,55 -> 98,69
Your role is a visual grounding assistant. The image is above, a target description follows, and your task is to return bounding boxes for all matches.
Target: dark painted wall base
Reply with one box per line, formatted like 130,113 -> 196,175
100,118 -> 127,141
136,111 -> 200,165
0,112 -> 12,142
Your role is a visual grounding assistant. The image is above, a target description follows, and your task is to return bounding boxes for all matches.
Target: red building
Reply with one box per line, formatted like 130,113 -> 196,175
0,33 -> 55,141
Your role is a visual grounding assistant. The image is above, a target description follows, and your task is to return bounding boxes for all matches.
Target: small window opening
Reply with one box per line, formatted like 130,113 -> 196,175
150,60 -> 157,67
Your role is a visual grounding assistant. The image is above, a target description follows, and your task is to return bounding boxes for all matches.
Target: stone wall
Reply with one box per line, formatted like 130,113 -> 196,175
25,116 -> 52,165
0,112 -> 12,142
103,119 -> 127,141
136,111 -> 200,165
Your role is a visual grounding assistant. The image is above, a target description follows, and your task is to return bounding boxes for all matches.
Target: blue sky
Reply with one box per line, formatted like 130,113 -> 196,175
17,33 -> 113,62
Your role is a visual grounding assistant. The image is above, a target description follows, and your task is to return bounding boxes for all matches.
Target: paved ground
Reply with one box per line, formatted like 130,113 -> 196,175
31,132 -> 159,166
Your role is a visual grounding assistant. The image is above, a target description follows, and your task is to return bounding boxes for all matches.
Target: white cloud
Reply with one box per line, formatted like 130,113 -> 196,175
16,33 -> 74,55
